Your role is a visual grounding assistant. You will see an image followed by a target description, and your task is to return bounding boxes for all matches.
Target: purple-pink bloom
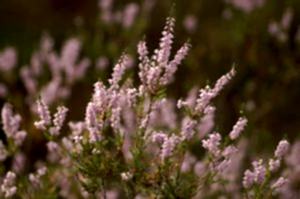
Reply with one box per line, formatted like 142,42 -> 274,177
195,68 -> 235,114
85,102 -> 102,143
202,132 -> 222,157
229,117 -> 248,140
161,135 -> 180,161
181,118 -> 197,140
49,106 -> 68,136
271,177 -> 288,193
1,103 -> 21,138
34,99 -> 51,130
1,171 -> 17,198
0,47 -> 17,72
109,54 -> 130,89
275,140 -> 290,159
243,169 -> 255,188
122,3 -> 139,28
252,159 -> 266,184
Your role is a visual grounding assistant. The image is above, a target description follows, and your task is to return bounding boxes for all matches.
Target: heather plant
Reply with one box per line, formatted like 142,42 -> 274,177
0,13 -> 296,199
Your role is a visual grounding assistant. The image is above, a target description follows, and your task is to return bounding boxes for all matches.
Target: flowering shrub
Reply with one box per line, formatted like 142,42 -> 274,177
0,6 -> 299,199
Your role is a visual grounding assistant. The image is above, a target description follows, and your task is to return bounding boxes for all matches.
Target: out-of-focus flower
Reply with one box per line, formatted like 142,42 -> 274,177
122,3 -> 139,28
121,172 -> 133,181
281,8 -> 293,30
96,56 -> 109,70
271,177 -> 288,193
12,153 -> 26,174
1,103 -> 21,138
194,161 -> 206,177
275,140 -> 290,159
0,83 -> 7,97
0,141 -> 8,161
226,0 -> 265,13
198,105 -> 215,138
1,171 -> 17,198
29,166 -> 47,187
1,103 -> 27,146
183,15 -> 197,33
269,158 -> 281,172
268,8 -> 293,43
0,47 -> 17,72
181,153 -> 196,172
99,0 -> 114,23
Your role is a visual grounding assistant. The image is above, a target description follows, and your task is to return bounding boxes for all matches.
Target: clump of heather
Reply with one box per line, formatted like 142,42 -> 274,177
0,14 -> 296,199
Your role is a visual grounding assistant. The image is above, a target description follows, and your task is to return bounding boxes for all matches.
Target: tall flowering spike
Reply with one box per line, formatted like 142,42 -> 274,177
160,41 -> 190,85
1,103 -> 21,138
161,135 -> 180,161
85,102 -> 102,143
229,117 -> 248,140
274,140 -> 290,159
243,159 -> 267,188
195,67 -> 236,114
212,67 -> 236,94
155,17 -> 175,65
137,40 -> 150,85
243,169 -> 255,188
137,16 -> 189,93
50,106 -> 68,136
181,118 -> 197,141
109,53 -> 129,89
137,40 -> 149,63
1,171 -> 17,198
110,107 -> 121,132
198,105 -> 216,137
195,86 -> 215,114
34,99 -> 51,130
124,88 -> 138,107
202,132 -> 222,157
252,159 -> 266,184
145,66 -> 162,92
92,81 -> 109,111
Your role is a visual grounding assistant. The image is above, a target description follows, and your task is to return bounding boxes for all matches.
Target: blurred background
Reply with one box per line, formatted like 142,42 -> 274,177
1,0 -> 300,155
